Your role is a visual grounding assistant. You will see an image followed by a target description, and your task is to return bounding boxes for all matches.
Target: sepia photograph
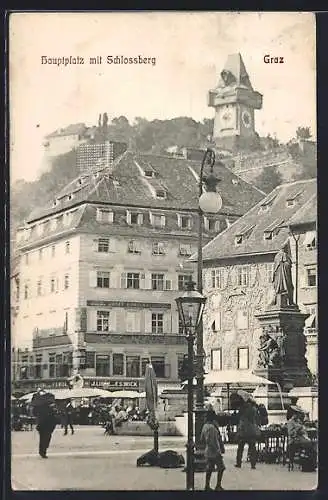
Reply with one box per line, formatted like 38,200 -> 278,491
9,11 -> 317,491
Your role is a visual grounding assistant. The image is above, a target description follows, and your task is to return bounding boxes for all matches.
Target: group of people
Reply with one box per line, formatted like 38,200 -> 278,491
200,392 -> 316,491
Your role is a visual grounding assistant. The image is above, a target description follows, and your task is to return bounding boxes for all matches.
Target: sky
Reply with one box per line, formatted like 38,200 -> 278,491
10,11 -> 316,182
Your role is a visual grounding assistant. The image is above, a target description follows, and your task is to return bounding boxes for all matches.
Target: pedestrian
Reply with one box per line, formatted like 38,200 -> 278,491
32,389 -> 58,459
63,398 -> 74,435
235,391 -> 261,469
200,409 -> 225,491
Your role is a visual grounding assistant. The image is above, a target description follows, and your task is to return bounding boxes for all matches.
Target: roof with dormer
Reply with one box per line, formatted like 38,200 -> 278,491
25,150 -> 264,224
193,178 -> 317,263
287,194 -> 317,227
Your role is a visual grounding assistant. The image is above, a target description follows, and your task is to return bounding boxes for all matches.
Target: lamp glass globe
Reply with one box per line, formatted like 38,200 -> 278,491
199,192 -> 222,214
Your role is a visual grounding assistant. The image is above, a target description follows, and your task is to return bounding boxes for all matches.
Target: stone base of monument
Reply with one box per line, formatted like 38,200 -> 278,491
255,304 -> 312,397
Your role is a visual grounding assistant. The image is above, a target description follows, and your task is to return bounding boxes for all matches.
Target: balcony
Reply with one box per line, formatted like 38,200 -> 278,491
85,332 -> 186,345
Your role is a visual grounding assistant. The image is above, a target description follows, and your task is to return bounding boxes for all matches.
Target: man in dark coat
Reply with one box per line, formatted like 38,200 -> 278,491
235,398 -> 261,469
32,389 -> 58,458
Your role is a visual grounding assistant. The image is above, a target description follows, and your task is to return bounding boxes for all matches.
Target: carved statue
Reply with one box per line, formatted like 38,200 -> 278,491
271,246 -> 294,306
220,69 -> 236,87
257,327 -> 281,368
276,327 -> 287,362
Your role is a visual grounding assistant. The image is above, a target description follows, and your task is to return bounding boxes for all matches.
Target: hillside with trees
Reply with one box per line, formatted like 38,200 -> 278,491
10,115 -> 316,247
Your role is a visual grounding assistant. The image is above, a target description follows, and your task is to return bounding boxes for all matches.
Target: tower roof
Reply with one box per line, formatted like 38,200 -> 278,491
218,53 -> 253,90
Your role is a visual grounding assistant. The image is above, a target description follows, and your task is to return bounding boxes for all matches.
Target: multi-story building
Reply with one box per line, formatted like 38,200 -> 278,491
199,179 -> 317,377
12,150 -> 263,392
43,123 -> 89,157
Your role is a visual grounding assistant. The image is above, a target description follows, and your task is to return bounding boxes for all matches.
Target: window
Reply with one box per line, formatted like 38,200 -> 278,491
65,241 -> 70,254
152,356 -> 166,378
178,274 -> 193,291
265,263 -> 274,283
179,244 -> 192,256
286,199 -> 295,207
39,248 -> 43,260
97,271 -> 110,288
178,318 -> 185,334
264,231 -> 273,241
127,272 -> 140,289
236,310 -> 248,330
126,311 -> 141,332
211,312 -> 222,332
35,355 -> 42,379
128,240 -> 142,254
237,347 -> 249,370
126,211 -> 143,225
303,231 -> 316,250
126,355 -> 140,377
97,310 -> 110,332
113,353 -> 124,376
151,213 -> 166,227
24,284 -> 29,299
306,268 -> 317,287
211,269 -> 223,289
50,278 -> 56,293
96,354 -> 110,376
85,352 -> 95,369
37,279 -> 43,296
152,273 -> 164,291
207,218 -> 219,231
51,245 -> 56,258
98,238 -> 110,253
152,313 -> 164,334
236,266 -> 249,287
235,235 -> 243,245
55,354 -> 63,377
211,349 -> 222,370
178,214 -> 192,229
156,189 -> 166,199
152,242 -> 166,255
64,274 -> 70,290
49,353 -> 56,378
96,209 -> 114,223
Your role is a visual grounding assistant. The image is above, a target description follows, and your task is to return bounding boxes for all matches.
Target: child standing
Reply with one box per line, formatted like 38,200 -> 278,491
200,409 -> 225,491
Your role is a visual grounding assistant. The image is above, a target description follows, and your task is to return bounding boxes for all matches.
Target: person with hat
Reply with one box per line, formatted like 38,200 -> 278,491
32,389 -> 58,458
200,409 -> 225,491
286,409 -> 317,470
234,391 -> 261,469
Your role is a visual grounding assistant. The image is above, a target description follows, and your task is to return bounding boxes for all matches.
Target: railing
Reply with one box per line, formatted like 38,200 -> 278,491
85,332 -> 186,345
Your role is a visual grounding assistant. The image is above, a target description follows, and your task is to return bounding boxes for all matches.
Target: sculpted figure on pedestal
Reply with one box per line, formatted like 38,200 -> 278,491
271,246 -> 294,306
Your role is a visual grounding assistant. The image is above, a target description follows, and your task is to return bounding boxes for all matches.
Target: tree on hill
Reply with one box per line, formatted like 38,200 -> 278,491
253,165 -> 283,193
296,126 -> 312,140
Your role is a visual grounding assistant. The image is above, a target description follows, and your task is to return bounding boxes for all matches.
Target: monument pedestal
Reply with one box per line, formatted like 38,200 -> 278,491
254,302 -> 311,411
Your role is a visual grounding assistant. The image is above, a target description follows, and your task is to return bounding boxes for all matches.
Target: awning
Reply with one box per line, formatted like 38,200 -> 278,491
303,230 -> 316,246
305,314 -> 316,328
204,369 -> 273,386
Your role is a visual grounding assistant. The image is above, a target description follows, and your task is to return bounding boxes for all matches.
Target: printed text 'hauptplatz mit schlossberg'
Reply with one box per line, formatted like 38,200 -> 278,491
40,55 -> 157,67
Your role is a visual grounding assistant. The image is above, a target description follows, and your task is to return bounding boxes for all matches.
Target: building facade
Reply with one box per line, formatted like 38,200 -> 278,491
12,150 -> 263,392
198,179 -> 317,378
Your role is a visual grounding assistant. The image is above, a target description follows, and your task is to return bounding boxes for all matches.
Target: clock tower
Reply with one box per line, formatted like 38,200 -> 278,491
208,53 -> 263,152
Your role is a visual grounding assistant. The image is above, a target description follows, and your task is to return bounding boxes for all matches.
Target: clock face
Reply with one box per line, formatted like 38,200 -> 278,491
219,107 -> 235,128
242,110 -> 252,128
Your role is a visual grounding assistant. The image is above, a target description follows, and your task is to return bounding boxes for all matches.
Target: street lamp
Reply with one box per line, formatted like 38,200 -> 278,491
175,280 -> 207,491
195,148 -> 223,468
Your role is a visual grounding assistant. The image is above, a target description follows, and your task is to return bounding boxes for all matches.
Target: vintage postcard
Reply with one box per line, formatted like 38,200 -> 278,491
9,11 -> 317,491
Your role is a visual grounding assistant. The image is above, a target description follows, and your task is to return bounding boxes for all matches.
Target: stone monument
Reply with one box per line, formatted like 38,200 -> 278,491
254,246 -> 311,410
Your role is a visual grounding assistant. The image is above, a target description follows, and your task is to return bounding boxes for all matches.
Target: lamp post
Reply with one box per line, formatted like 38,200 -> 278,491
194,149 -> 223,468
175,281 -> 207,491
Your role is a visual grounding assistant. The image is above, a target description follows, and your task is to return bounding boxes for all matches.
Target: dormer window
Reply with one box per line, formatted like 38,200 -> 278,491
178,214 -> 192,229
286,190 -> 303,208
234,224 -> 255,246
263,219 -> 284,240
68,194 -> 74,201
53,200 -> 58,207
145,169 -> 155,178
126,211 -> 143,225
97,208 -> 114,223
150,212 -> 166,228
156,189 -> 167,199
259,193 -> 277,213
204,217 -> 220,232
